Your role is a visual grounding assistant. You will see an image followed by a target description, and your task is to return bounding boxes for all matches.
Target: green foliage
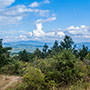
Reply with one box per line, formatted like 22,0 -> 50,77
60,35 -> 74,50
0,54 -> 10,67
35,59 -> 49,73
34,48 -> 42,59
19,49 -> 30,62
0,60 -> 29,75
50,40 -> 60,56
42,43 -> 49,58
53,50 -> 87,84
19,67 -> 56,90
42,43 -> 49,53
79,45 -> 88,60
23,67 -> 45,90
85,51 -> 90,60
0,39 -> 12,67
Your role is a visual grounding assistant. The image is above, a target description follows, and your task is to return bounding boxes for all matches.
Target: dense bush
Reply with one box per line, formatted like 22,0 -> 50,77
0,60 -> 29,75
17,67 -> 56,90
52,50 -> 88,84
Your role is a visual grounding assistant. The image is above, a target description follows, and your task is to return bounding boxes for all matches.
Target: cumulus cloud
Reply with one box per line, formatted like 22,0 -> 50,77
2,25 -> 90,42
67,25 -> 89,35
32,16 -> 56,38
66,25 -> 90,42
33,23 -> 45,37
28,16 -> 65,41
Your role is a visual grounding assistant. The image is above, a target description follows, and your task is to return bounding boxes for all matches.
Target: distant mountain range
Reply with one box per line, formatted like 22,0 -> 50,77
3,40 -> 53,53
3,40 -> 90,53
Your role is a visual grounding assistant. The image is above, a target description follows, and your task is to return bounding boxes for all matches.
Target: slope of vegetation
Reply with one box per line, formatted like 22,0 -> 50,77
0,36 -> 90,90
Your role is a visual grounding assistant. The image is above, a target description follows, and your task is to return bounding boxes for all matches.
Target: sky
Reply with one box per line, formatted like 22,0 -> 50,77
0,0 -> 90,42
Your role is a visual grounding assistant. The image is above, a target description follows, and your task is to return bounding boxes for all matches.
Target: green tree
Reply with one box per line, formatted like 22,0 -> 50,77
42,43 -> 48,53
51,40 -> 59,54
0,39 -> 12,67
60,35 -> 74,50
53,40 -> 59,50
19,49 -> 29,62
34,48 -> 41,59
79,45 -> 88,60
42,43 -> 49,58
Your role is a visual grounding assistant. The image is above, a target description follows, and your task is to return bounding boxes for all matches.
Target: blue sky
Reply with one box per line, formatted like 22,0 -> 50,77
0,0 -> 90,42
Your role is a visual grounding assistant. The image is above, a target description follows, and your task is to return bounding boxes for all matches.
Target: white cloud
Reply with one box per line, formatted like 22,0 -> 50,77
57,31 -> 65,37
46,32 -> 55,36
0,15 -> 23,25
0,4 -> 50,25
36,17 -> 56,23
0,0 -> 59,42
33,23 -> 45,37
67,25 -> 89,35
19,25 -> 90,42
32,16 -> 56,38
66,25 -> 90,41
0,0 -> 15,8
0,0 -> 51,25
67,25 -> 80,30
2,24 -> 90,42
29,0 -> 50,8
29,1 -> 39,8
28,32 -> 32,37
32,9 -> 49,17
80,25 -> 87,28
19,35 -> 27,40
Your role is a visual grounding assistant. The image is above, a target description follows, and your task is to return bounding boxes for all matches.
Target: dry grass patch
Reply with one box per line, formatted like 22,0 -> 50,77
0,75 -> 11,88
0,75 -> 21,90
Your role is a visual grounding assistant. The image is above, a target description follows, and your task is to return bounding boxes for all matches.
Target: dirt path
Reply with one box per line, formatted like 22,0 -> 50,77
0,75 -> 21,90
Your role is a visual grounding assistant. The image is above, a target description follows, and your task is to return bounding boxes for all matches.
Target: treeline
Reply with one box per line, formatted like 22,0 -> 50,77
15,35 -> 89,62
0,36 -> 90,90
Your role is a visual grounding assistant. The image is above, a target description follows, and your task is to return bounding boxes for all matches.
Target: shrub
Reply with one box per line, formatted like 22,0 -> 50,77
52,50 -> 88,85
23,67 -> 45,90
17,67 -> 56,90
0,60 -> 28,75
